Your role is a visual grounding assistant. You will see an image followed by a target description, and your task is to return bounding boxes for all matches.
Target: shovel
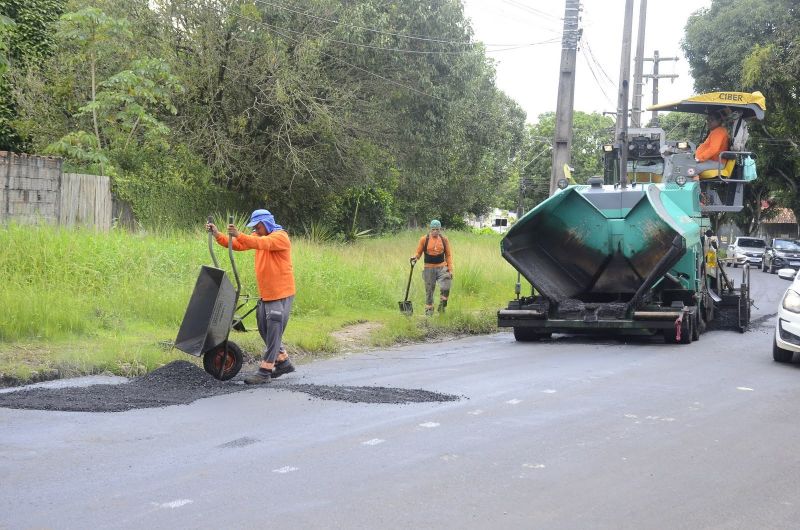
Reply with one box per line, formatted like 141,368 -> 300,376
398,258 -> 416,315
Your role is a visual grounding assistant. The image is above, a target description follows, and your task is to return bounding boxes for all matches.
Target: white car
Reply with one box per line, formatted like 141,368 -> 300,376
774,268 -> 800,362
727,236 -> 767,268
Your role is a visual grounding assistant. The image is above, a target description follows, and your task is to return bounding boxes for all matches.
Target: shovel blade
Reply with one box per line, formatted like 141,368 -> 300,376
398,300 -> 413,315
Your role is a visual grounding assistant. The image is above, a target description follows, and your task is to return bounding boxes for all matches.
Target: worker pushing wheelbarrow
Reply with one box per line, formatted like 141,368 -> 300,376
179,209 -> 298,384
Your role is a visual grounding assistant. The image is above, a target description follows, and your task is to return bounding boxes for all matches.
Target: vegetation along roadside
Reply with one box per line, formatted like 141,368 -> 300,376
0,223 -> 517,385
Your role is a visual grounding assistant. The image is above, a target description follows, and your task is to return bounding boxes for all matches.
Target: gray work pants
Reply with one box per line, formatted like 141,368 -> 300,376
256,296 -> 294,363
423,267 -> 452,306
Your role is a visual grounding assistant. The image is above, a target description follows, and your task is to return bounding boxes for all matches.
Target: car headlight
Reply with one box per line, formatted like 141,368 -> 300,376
783,289 -> 800,313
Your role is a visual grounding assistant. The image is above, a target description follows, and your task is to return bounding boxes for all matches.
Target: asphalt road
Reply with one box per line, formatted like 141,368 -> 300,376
2,268 -> 799,529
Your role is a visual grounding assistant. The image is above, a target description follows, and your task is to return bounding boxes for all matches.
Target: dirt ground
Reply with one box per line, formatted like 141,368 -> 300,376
331,321 -> 384,349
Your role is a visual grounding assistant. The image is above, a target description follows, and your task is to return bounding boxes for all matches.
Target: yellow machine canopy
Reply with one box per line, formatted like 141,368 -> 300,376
647,91 -> 766,120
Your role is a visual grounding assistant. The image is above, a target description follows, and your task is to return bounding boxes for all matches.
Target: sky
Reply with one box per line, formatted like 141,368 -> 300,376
462,0 -> 713,123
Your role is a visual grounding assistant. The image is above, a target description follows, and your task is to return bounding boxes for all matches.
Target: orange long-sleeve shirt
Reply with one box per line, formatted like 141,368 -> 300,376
695,126 -> 730,162
414,234 -> 454,273
215,230 -> 296,301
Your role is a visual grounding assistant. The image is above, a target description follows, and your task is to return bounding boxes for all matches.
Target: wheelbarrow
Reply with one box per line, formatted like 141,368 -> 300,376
174,216 -> 246,380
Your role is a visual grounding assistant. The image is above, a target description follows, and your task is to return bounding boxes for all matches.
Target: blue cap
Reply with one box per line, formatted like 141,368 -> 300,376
430,219 -> 442,229
246,209 -> 283,232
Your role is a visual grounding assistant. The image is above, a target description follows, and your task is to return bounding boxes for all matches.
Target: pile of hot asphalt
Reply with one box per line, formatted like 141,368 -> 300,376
0,361 -> 459,412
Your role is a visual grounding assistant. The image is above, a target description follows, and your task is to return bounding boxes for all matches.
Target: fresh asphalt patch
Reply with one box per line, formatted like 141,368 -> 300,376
0,361 -> 460,412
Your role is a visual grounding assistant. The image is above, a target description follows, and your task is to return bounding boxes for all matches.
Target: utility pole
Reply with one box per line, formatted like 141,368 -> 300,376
615,0 -> 635,188
630,0 -> 647,128
643,50 -> 679,125
549,0 -> 581,195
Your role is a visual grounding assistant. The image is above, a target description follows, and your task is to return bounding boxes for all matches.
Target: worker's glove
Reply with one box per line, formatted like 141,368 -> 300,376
410,257 -> 418,265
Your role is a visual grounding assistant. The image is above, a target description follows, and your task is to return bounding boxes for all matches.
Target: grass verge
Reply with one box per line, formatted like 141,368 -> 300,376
0,224 -> 517,385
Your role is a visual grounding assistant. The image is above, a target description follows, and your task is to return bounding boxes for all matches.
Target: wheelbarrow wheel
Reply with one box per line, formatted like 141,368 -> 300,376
203,341 -> 243,381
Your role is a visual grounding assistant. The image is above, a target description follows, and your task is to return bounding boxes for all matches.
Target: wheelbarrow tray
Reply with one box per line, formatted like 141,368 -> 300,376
175,265 -> 237,357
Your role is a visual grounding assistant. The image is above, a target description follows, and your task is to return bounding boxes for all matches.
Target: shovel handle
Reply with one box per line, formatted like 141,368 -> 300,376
228,215 -> 241,300
207,215 -> 220,268
403,259 -> 415,301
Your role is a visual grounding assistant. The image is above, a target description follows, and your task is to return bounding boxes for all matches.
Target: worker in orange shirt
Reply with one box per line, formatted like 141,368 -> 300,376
207,209 -> 296,385
411,220 -> 454,316
694,110 -> 730,173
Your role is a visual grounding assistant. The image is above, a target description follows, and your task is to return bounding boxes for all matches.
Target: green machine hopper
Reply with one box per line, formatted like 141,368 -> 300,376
498,177 -> 749,343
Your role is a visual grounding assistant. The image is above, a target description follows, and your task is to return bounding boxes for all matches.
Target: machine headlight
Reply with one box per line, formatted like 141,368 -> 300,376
677,141 -> 689,149
557,178 -> 569,190
603,144 -> 614,152
783,289 -> 800,313
675,175 -> 687,186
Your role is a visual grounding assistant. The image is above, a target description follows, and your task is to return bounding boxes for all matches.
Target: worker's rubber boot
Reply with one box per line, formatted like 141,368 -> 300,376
425,306 -> 434,316
244,368 -> 272,385
438,299 -> 447,314
271,359 -> 296,379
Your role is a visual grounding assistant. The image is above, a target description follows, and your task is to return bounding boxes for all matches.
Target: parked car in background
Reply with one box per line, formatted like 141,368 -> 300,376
774,268 -> 800,362
762,238 -> 800,273
725,236 -> 766,268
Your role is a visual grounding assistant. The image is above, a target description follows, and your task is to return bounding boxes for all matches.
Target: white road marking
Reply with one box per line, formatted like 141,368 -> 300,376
737,387 -> 754,392
624,414 -> 638,419
272,466 -> 299,474
467,409 -> 484,415
522,463 -> 546,469
506,399 -> 522,405
152,499 -> 193,509
419,422 -> 440,428
362,438 -> 385,446
541,389 -> 557,394
441,454 -> 459,461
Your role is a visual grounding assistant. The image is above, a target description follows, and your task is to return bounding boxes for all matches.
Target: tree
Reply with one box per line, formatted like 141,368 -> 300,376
499,111 -> 615,212
0,0 -> 64,151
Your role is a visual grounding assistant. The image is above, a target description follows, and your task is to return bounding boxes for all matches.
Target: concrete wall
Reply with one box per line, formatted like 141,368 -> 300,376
1,151 -> 113,231
0,152 -> 62,225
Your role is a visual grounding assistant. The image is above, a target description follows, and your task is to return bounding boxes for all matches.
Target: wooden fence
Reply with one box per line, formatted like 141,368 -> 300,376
59,173 -> 112,231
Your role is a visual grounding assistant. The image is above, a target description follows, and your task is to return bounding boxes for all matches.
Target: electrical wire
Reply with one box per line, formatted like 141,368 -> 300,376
580,46 -> 614,106
250,0 -> 542,47
499,0 -> 563,23
582,37 -> 616,87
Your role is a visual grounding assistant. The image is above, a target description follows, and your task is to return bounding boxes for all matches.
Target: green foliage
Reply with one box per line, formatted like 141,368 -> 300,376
657,112 -> 706,142
113,174 -> 256,232
498,111 -> 615,212
6,0 -> 527,232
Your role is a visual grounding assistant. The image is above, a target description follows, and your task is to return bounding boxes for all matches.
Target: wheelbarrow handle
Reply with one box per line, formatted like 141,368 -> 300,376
207,215 -> 220,268
228,214 -> 241,300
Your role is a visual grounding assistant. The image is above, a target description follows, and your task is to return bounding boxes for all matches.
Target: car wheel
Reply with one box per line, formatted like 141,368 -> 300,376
773,336 -> 794,363
691,310 -> 701,341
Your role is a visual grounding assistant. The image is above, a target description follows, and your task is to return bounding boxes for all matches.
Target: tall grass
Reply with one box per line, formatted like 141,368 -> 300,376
0,224 -> 518,381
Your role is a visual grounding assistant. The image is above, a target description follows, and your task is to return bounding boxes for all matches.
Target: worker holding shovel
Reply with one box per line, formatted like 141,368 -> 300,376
207,209 -> 296,385
411,220 -> 454,316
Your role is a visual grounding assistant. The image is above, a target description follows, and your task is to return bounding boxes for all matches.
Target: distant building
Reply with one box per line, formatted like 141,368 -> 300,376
466,208 -> 517,234
761,208 -> 799,239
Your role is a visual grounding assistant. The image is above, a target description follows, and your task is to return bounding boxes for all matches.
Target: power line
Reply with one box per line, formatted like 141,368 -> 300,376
582,38 -> 615,87
580,46 -> 614,106
250,0 -> 538,47
499,0 -> 563,23
235,14 -> 561,55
